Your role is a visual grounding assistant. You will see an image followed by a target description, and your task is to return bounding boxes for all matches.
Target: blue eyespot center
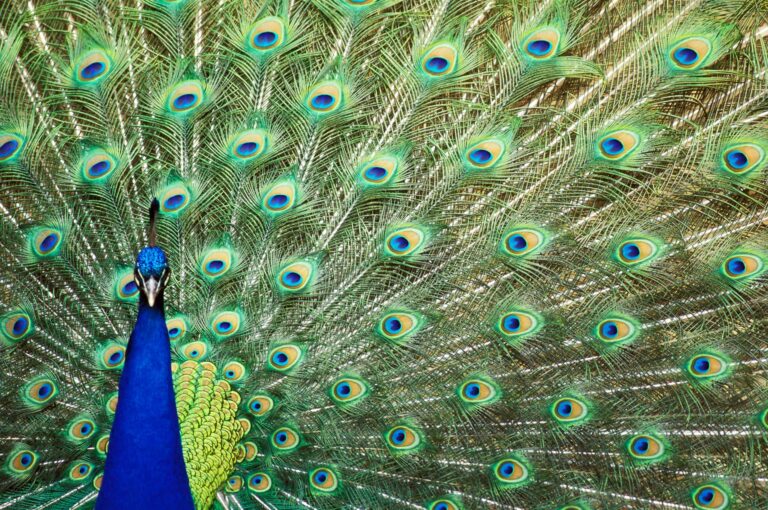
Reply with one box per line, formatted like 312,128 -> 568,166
268,194 -> 289,208
217,321 -> 232,332
20,453 -> 32,466
726,150 -> 748,169
601,322 -> 618,338
80,423 -> 93,435
273,352 -> 289,365
0,140 -> 19,158
190,350 -> 199,357
727,258 -> 746,274
169,327 -> 180,337
314,471 -> 327,484
40,233 -> 59,253
692,357 -> 710,373
557,401 -> 572,417
237,142 -> 259,156
632,437 -> 649,454
391,429 -> 406,444
276,432 -> 287,443
81,61 -> 106,80
173,93 -> 198,110
500,461 -> 515,477
465,383 -> 480,398
109,351 -> 123,364
389,235 -> 410,252
503,315 -> 521,331
527,39 -> 552,56
253,476 -> 262,484
282,271 -> 302,286
426,57 -> 449,73
674,47 -> 699,65
601,138 -> 624,155
38,383 -> 52,399
255,31 -> 277,47
469,149 -> 492,164
12,317 -> 28,335
337,382 -> 351,396
165,194 -> 186,210
311,94 -> 335,109
206,260 -> 225,273
89,160 -> 111,177
365,166 -> 387,181
507,234 -> 527,252
251,401 -> 262,411
79,465 -> 88,474
384,317 -> 402,334
226,370 -> 235,378
122,281 -> 137,295
697,488 -> 715,504
622,243 -> 640,260
435,504 -> 448,510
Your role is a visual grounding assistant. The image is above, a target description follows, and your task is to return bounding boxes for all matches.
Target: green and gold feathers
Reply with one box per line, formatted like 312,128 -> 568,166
0,0 -> 767,508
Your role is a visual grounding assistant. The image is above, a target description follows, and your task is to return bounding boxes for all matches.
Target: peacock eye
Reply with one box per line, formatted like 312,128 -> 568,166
491,455 -> 532,488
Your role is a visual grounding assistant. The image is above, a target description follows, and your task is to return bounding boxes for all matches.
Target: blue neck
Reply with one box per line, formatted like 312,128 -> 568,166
97,294 -> 194,510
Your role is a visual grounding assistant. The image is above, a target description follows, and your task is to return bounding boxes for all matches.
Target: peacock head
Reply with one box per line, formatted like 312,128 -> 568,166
134,199 -> 170,308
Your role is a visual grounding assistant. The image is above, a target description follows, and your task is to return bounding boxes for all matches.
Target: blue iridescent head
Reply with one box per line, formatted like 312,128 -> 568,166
134,199 -> 170,307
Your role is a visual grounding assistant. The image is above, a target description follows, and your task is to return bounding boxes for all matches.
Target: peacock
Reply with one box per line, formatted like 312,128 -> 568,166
0,0 -> 767,507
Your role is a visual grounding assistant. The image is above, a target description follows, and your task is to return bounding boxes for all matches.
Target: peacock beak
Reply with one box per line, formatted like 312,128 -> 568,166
144,276 -> 161,308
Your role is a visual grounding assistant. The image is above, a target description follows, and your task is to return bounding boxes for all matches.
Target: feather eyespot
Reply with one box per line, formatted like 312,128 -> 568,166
248,472 -> 272,492
457,377 -> 500,407
96,434 -> 110,457
98,341 -> 126,370
491,456 -> 532,487
7,448 -> 38,475
615,237 -> 660,266
159,183 -> 192,216
463,138 -> 505,170
106,393 -> 118,415
276,261 -> 315,293
427,498 -> 461,510
222,361 -> 246,383
330,376 -> 369,405
166,316 -> 188,341
685,353 -> 729,381
210,310 -> 242,339
692,483 -> 730,510
270,426 -> 300,452
165,80 -> 205,114
720,252 -> 764,282
597,130 -> 640,161
267,344 -> 303,372
22,376 -> 58,409
384,424 -> 423,453
358,155 -> 399,187
309,466 -> 339,494
93,472 -> 103,489
522,27 -> 560,60
247,394 -> 275,417
262,182 -> 297,215
668,37 -> 712,70
68,461 -> 94,481
500,227 -> 547,258
75,50 -> 111,85
243,441 -> 258,462
229,129 -> 268,161
420,43 -> 459,78
305,81 -> 344,115
550,397 -> 589,425
594,316 -> 639,345
626,433 -> 666,461
1,311 -> 33,345
67,417 -> 97,442
376,311 -> 423,344
721,143 -> 765,176
181,340 -> 209,361
31,228 -> 63,258
496,309 -> 541,340
200,248 -> 234,280
246,17 -> 286,54
225,475 -> 243,492
384,226 -> 426,257
0,133 -> 24,162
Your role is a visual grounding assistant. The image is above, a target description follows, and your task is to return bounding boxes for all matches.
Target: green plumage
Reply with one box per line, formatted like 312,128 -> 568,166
0,0 -> 767,508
